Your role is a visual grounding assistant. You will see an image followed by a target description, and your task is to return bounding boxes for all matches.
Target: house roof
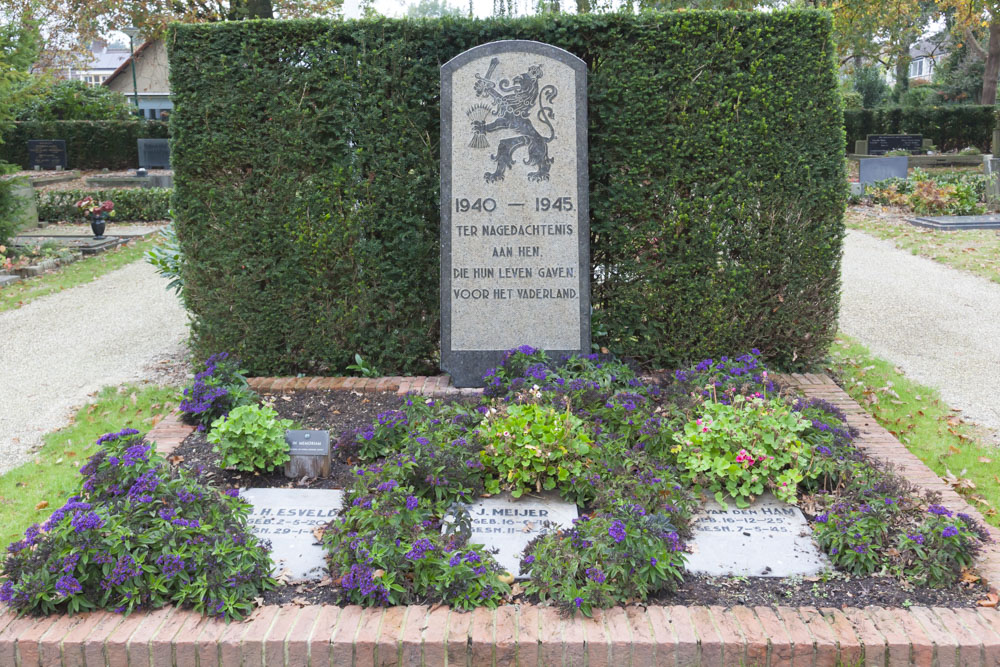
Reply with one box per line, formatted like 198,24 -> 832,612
89,47 -> 129,71
910,37 -> 948,60
101,39 -> 155,87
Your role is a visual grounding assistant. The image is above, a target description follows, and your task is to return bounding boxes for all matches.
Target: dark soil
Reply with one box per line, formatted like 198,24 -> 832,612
172,389 -> 399,490
173,389 -> 989,609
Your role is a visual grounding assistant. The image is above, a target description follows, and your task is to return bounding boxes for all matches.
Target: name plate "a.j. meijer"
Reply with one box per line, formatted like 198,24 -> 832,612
440,41 -> 590,387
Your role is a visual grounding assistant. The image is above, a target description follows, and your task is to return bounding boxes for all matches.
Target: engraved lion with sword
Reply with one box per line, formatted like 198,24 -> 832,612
466,57 -> 558,183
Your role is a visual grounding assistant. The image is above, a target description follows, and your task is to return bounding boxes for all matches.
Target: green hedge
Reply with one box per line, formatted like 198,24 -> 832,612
844,106 -> 996,153
169,12 -> 846,376
0,120 -> 169,170
36,188 -> 171,222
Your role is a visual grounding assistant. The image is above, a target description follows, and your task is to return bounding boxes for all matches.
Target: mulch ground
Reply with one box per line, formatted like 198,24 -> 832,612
173,389 -> 988,609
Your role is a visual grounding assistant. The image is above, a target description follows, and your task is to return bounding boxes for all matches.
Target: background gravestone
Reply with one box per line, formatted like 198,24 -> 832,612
27,140 -> 66,170
866,134 -> 922,156
138,139 -> 171,169
859,156 -> 908,185
440,40 -> 590,387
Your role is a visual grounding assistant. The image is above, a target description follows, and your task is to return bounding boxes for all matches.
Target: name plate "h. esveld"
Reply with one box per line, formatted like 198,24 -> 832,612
440,41 -> 590,387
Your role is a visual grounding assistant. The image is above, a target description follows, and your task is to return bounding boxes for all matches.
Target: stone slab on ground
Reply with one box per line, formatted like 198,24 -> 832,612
0,274 -> 21,288
686,492 -> 830,577
241,488 -> 343,581
454,492 -> 578,576
908,214 -> 1000,230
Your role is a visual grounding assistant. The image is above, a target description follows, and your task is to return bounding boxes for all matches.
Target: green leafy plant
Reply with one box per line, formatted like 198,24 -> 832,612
207,403 -> 292,472
673,394 -> 812,508
479,402 -> 592,500
146,222 -> 184,294
346,353 -> 379,378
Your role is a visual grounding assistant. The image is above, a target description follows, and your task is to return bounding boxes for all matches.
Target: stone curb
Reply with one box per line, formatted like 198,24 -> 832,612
4,373 -> 998,666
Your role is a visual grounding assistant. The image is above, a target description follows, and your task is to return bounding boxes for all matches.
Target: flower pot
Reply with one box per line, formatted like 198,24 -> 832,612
90,217 -> 107,239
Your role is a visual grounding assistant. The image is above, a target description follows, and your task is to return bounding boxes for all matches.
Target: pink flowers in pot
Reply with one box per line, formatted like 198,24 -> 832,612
74,197 -> 115,218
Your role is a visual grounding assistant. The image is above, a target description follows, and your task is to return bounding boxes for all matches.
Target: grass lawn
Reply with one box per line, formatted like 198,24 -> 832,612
845,205 -> 1000,285
826,334 -> 999,527
0,384 -> 178,550
0,236 -> 158,313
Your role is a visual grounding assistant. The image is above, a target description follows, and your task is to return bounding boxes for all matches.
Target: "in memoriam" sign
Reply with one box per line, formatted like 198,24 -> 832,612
440,41 -> 590,387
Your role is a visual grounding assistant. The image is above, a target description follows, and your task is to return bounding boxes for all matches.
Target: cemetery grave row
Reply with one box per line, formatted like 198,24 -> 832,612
2,348 -> 991,623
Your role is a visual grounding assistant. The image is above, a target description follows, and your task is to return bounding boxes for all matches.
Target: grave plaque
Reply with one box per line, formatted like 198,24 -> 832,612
284,429 -> 331,478
858,156 -> 908,185
241,488 -> 343,580
27,140 -> 66,170
685,493 -> 829,577
137,139 -> 170,169
866,134 -> 923,156
441,41 -> 590,387
449,492 -> 578,577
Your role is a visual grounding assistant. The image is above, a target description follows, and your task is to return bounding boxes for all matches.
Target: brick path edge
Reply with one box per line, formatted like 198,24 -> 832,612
3,373 -> 998,666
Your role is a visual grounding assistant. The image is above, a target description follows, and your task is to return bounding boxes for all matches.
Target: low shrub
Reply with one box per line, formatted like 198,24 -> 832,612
866,168 -> 986,216
323,478 -> 510,609
844,106 -> 995,153
179,353 -> 257,428
36,188 -> 171,222
521,505 -> 686,615
207,403 -> 292,473
0,429 -> 274,620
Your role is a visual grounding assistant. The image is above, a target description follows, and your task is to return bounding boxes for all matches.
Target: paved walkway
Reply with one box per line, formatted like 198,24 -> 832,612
839,228 -> 1000,444
0,260 -> 189,474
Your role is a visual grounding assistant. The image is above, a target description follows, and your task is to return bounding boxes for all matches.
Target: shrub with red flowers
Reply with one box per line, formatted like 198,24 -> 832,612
1,429 -> 274,620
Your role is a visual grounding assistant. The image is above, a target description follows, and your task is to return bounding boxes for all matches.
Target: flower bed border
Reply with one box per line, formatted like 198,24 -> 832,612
3,372 -> 999,666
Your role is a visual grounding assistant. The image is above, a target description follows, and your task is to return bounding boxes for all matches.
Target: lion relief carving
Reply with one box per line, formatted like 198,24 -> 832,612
466,58 -> 557,183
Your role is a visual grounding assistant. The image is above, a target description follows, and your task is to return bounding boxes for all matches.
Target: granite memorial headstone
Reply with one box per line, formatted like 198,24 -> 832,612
440,41 -> 590,387
241,487 -> 343,580
137,139 -> 171,169
685,493 -> 829,577
27,140 -> 66,170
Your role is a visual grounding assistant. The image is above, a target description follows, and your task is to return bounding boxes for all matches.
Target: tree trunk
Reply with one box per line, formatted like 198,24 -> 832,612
982,24 -> 1000,105
892,55 -> 910,103
576,0 -> 590,13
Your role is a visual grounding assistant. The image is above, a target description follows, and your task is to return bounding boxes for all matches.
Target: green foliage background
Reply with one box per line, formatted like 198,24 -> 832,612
169,12 -> 846,376
36,187 -> 171,222
11,79 -> 134,121
0,120 -> 168,170
844,106 -> 996,152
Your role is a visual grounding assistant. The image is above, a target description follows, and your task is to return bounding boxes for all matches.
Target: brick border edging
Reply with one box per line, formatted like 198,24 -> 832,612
4,373 -> 999,666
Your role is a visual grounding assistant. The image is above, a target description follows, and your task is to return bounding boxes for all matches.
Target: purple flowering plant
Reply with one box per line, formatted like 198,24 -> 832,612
322,479 -> 509,609
1,429 -> 274,620
179,353 -> 257,428
520,502 -> 686,617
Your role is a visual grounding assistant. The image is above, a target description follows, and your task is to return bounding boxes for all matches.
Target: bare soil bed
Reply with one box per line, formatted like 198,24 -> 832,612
172,389 -> 988,610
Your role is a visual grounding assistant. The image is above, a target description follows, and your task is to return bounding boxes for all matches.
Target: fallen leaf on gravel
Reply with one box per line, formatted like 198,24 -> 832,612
35,501 -> 48,510
167,455 -> 184,465
288,597 -> 309,607
961,570 -> 981,584
977,593 -> 999,608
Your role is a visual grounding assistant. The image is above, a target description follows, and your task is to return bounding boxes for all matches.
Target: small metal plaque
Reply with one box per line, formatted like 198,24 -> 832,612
285,429 -> 330,456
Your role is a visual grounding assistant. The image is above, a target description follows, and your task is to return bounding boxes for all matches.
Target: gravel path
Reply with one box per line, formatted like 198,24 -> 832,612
839,228 -> 1000,444
0,260 -> 189,474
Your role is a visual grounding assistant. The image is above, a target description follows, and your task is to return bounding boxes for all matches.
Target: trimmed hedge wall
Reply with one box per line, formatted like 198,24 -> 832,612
844,106 -> 997,153
169,12 -> 846,376
36,188 -> 172,222
0,120 -> 169,170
